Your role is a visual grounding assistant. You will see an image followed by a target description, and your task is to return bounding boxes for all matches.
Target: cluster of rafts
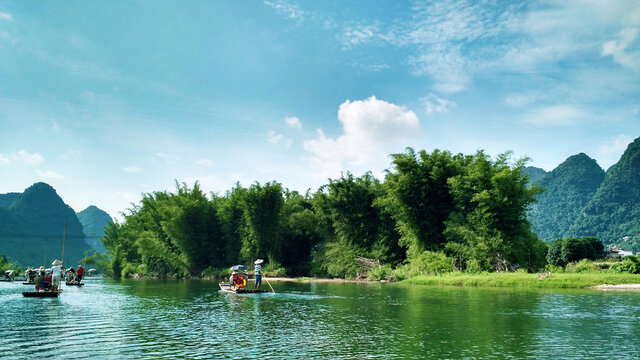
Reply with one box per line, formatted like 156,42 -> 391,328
18,260 -> 92,298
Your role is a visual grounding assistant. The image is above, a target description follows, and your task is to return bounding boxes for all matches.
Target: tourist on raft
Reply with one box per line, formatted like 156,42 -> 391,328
34,269 -> 44,291
231,271 -> 247,289
65,267 -> 75,284
254,259 -> 263,290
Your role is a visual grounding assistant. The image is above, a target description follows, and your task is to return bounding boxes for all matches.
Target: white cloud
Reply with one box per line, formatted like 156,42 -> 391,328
123,166 -> 141,174
36,169 -> 63,179
602,28 -> 640,72
521,105 -> 584,126
267,130 -> 283,144
421,93 -> 456,114
409,45 -> 470,93
342,24 -> 380,49
264,0 -> 304,21
338,1 -> 640,93
303,96 -> 421,179
51,119 -> 60,131
0,12 -> 12,21
285,116 -> 302,129
12,150 -> 44,165
598,134 -> 634,155
0,154 -> 9,165
195,159 -> 215,167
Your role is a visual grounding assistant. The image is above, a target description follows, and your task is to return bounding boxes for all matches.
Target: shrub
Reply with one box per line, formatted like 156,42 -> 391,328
397,251 -> 454,277
465,259 -> 483,274
610,256 -> 640,274
263,261 -> 287,277
201,266 -> 229,278
544,264 -> 564,273
121,263 -> 138,278
565,259 -> 596,273
368,264 -> 393,281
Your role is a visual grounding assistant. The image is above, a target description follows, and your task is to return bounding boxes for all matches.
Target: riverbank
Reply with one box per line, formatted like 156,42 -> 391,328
404,272 -> 640,289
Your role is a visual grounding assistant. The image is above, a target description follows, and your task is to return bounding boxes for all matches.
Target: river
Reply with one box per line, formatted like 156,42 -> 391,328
1,278 -> 640,359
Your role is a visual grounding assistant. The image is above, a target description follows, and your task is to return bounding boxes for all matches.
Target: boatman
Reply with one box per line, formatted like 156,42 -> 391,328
254,259 -> 263,290
77,264 -> 85,283
51,259 -> 62,291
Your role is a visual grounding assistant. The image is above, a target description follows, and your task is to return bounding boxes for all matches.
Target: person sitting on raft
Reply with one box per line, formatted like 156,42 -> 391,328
34,270 -> 44,291
45,270 -> 52,290
231,272 -> 246,289
65,267 -> 75,284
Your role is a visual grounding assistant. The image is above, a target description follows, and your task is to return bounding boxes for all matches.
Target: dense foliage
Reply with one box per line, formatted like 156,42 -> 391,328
96,148 -> 550,279
545,237 -> 605,267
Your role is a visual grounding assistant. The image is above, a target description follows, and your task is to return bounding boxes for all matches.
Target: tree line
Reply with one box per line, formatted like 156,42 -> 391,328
90,148 -> 600,279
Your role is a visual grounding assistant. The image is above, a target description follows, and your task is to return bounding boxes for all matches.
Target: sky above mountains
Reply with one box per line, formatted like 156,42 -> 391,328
1,1 -> 639,219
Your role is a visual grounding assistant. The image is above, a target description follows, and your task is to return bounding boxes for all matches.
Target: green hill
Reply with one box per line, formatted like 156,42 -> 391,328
528,153 -> 605,242
522,166 -> 547,185
0,182 -> 91,268
77,205 -> 112,253
570,138 -> 640,250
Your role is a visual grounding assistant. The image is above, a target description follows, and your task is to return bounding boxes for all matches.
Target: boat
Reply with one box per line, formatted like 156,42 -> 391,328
23,282 -> 35,285
219,283 -> 268,293
22,289 -> 63,298
65,282 -> 84,286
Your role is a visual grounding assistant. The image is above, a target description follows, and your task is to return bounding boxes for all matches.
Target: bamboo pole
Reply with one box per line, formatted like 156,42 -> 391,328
264,275 -> 275,294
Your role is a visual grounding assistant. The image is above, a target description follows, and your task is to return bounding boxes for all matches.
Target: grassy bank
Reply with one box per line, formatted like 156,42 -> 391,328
404,272 -> 640,289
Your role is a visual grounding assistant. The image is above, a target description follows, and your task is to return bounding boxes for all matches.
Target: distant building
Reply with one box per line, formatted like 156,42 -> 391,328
607,246 -> 634,258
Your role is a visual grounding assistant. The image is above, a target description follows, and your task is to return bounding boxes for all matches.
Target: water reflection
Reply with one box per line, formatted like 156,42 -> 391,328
2,278 -> 640,359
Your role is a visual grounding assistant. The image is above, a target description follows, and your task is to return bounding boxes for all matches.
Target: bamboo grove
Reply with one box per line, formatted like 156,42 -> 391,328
93,148 -> 550,279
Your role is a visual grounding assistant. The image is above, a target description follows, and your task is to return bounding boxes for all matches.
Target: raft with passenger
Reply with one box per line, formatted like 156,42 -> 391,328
219,282 -> 268,293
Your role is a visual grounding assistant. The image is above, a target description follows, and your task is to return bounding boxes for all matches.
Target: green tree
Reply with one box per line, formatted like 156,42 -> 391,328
546,239 -> 564,266
445,152 -> 543,271
162,182 -> 224,275
240,182 -> 284,263
384,149 -> 463,252
313,172 -> 402,278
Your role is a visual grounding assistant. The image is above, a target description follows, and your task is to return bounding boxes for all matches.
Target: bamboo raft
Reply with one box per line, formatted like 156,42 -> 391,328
65,282 -> 84,286
22,289 -> 63,298
219,283 -> 268,293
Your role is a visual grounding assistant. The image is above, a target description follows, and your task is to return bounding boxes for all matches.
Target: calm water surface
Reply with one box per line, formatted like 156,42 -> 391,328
1,278 -> 640,359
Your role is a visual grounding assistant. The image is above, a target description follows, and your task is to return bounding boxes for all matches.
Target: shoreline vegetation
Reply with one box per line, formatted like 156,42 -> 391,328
58,147 -> 639,289
243,274 -> 640,290
136,272 -> 640,290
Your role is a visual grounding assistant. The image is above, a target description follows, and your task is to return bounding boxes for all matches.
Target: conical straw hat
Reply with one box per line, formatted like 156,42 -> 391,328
254,259 -> 264,264
52,259 -> 62,265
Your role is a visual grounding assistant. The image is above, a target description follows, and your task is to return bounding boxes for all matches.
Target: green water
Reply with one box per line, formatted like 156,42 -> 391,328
2,278 -> 640,359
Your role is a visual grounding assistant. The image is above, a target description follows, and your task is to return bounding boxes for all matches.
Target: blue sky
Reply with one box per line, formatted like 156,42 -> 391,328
1,1 -> 639,219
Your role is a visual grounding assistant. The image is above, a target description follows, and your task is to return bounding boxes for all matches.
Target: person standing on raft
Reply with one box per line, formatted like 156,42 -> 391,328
76,264 -> 85,283
254,259 -> 263,290
51,259 -> 62,291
